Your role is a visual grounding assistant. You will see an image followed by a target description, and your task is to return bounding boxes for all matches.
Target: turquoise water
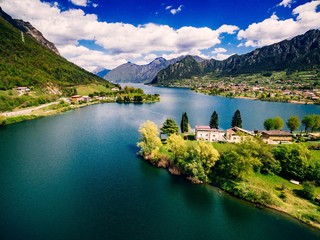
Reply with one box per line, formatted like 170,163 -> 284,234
1,86 -> 320,240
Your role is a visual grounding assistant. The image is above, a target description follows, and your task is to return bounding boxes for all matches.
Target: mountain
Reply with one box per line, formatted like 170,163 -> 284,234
0,8 -> 111,91
0,7 -> 59,55
93,67 -> 111,78
151,29 -> 320,85
104,56 -> 185,83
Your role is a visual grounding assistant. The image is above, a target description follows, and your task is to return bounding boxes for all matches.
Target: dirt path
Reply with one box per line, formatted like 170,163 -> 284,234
1,101 -> 59,117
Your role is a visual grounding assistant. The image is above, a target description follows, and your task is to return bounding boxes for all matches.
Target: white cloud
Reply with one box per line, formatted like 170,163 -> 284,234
238,1 -> 320,48
217,24 -> 239,34
170,5 -> 183,15
70,0 -> 88,7
278,0 -> 293,8
213,53 -> 234,61
0,0 -> 238,70
92,3 -> 98,8
212,48 -> 227,54
165,6 -> 172,10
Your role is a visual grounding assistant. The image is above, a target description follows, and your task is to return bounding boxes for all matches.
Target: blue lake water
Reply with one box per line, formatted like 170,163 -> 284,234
0,85 -> 320,240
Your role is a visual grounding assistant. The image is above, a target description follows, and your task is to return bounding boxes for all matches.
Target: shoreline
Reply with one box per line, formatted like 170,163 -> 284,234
140,154 -> 320,231
151,85 -> 317,105
0,98 -> 159,125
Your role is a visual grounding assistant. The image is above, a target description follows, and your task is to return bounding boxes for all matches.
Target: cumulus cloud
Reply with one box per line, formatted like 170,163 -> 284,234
170,5 -> 183,15
70,0 -> 88,7
1,0 -> 239,70
278,0 -> 294,8
238,1 -> 320,47
212,48 -> 227,54
213,53 -> 234,61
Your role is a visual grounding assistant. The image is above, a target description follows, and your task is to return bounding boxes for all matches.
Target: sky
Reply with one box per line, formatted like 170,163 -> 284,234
0,0 -> 320,71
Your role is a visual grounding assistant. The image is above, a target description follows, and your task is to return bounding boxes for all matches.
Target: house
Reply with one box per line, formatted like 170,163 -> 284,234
261,130 -> 293,144
226,127 -> 255,143
17,86 -> 30,94
71,95 -> 83,103
226,128 -> 241,143
82,96 -> 91,102
195,126 -> 226,142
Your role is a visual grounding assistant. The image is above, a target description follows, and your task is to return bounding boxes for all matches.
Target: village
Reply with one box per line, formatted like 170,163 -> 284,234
195,81 -> 320,104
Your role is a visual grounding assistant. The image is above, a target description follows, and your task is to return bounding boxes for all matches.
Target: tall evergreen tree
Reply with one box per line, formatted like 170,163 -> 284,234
231,109 -> 242,128
161,118 -> 179,136
209,111 -> 219,129
180,112 -> 189,133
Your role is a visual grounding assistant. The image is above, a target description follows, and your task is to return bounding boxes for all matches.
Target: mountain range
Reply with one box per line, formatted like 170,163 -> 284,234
151,29 -> 320,85
0,8 -> 110,91
104,56 -> 206,83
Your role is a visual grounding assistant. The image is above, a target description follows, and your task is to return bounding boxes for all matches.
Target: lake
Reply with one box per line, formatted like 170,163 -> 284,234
1,85 -> 320,240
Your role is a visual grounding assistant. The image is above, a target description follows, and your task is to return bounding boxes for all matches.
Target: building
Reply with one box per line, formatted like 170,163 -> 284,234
226,127 -> 255,143
261,130 -> 293,144
17,87 -> 30,94
71,95 -> 83,103
195,126 -> 226,142
226,128 -> 241,143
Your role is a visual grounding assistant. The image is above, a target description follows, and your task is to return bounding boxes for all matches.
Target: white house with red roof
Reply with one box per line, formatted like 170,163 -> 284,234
195,126 -> 226,142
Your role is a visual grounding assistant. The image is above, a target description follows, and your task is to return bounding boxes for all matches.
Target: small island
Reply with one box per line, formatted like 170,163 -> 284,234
137,111 -> 320,230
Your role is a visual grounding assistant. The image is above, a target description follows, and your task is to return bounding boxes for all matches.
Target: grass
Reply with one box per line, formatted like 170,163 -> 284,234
211,142 -> 236,154
75,84 -> 111,95
310,150 -> 320,159
247,173 -> 320,228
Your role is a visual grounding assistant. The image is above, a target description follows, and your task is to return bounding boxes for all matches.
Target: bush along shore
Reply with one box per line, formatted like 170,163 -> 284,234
137,120 -> 320,230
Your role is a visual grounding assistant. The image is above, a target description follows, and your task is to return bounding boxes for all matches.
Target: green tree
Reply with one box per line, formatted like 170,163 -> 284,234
209,111 -> 219,129
166,134 -> 188,163
184,141 -> 220,182
301,115 -> 320,132
197,140 -> 220,176
137,120 -> 162,158
273,144 -> 312,181
264,118 -> 274,130
286,116 -> 300,133
300,181 -> 316,201
231,109 -> 242,128
273,116 -> 284,130
216,140 -> 262,181
161,118 -> 179,136
180,112 -> 189,133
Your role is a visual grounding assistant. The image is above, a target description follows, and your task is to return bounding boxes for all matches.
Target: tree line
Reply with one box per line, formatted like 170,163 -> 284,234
138,120 -> 320,201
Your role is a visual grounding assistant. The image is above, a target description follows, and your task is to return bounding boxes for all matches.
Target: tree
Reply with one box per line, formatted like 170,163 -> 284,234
273,144 -> 312,181
302,115 -> 314,132
264,118 -> 274,130
216,139 -> 262,181
197,140 -> 220,175
273,116 -> 284,130
231,109 -> 242,128
183,141 -> 220,183
180,112 -> 189,133
166,134 -> 188,163
0,115 -> 6,126
137,120 -> 162,158
161,118 -> 179,136
300,181 -> 316,200
286,116 -> 300,133
209,111 -> 219,129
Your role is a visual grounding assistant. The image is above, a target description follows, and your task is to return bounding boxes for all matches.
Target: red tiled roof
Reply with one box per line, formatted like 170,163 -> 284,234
262,130 -> 292,136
